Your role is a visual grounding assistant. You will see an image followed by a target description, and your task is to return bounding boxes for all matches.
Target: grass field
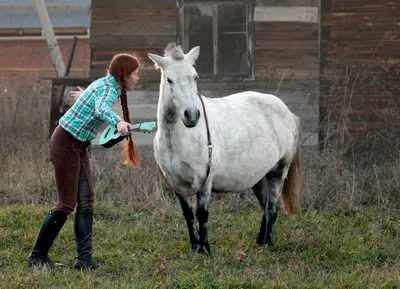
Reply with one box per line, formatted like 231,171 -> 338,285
1,203 -> 399,289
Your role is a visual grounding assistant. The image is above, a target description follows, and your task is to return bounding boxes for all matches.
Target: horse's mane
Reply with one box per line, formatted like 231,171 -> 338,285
164,43 -> 184,61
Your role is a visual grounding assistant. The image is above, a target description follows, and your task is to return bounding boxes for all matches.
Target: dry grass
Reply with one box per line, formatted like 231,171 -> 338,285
0,61 -> 399,211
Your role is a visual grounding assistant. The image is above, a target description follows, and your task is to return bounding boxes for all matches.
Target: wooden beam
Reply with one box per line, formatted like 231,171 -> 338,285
255,0 -> 318,7
35,0 -> 66,76
1,4 -> 90,9
213,5 -> 218,75
254,6 -> 319,23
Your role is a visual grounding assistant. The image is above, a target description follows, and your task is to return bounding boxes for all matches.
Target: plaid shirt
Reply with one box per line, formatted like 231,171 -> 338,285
59,73 -> 123,141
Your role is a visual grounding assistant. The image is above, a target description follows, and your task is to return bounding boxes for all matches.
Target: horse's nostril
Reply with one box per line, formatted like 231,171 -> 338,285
196,109 -> 200,119
184,110 -> 189,118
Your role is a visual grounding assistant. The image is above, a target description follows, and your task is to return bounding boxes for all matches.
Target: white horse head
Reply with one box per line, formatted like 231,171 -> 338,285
148,43 -> 201,128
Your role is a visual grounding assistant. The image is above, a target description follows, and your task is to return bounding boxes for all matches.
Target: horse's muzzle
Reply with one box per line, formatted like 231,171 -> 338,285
183,108 -> 200,128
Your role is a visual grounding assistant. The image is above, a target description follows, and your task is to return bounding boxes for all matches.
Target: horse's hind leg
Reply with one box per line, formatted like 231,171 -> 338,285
177,195 -> 200,253
252,159 -> 287,246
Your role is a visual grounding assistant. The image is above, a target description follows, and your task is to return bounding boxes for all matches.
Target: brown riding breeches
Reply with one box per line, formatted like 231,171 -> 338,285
50,126 -> 94,213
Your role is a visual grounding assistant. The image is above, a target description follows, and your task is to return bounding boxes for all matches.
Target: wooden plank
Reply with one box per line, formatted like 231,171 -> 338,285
90,66 -> 161,82
0,28 -> 43,36
332,6 -> 400,13
248,0 -> 256,80
91,9 -> 177,22
321,13 -> 400,27
255,50 -> 319,68
213,5 -> 218,75
255,22 -> 319,40
183,1 -> 247,6
255,0 -> 319,7
91,21 -> 176,36
91,48 -> 164,60
90,35 -> 176,49
91,0 -> 176,9
255,40 -> 319,50
35,0 -> 65,76
91,60 -> 160,73
2,4 -> 89,9
257,58 -> 320,70
322,24 -> 400,34
330,29 -> 400,40
254,7 -> 319,23
255,68 -> 319,80
0,27 -> 88,37
331,1 -> 400,13
91,48 -> 164,70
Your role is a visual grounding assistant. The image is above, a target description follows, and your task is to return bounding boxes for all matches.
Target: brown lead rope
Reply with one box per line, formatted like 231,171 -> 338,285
157,92 -> 213,196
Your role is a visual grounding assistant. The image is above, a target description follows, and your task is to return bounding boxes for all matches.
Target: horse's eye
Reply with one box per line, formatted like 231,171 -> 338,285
167,78 -> 173,84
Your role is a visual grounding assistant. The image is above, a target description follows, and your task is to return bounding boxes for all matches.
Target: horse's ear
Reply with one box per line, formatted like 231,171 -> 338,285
185,46 -> 200,65
148,53 -> 168,70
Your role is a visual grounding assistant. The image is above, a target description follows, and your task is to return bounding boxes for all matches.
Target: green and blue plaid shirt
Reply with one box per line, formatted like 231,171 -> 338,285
60,73 -> 123,141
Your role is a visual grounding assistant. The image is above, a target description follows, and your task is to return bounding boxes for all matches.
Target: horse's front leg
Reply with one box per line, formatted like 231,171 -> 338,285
196,182 -> 212,256
177,195 -> 200,254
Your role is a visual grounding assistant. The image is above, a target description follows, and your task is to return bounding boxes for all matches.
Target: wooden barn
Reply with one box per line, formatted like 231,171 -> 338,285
45,0 -> 400,157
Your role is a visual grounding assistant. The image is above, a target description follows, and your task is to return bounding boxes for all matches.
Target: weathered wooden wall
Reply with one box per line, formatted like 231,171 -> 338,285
90,0 -> 177,81
253,0 -> 320,147
89,0 -> 321,150
320,0 -> 400,156
89,0 -> 177,149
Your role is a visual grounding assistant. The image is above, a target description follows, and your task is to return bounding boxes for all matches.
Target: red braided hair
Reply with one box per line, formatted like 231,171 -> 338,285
108,53 -> 140,168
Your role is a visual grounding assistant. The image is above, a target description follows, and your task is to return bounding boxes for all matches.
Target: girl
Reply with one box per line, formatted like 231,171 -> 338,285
28,53 -> 141,270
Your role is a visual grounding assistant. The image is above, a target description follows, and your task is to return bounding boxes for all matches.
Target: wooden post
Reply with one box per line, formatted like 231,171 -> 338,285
59,36 -> 79,104
35,0 -> 66,76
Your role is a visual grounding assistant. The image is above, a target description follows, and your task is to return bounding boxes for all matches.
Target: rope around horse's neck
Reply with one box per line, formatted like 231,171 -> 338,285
157,92 -> 213,196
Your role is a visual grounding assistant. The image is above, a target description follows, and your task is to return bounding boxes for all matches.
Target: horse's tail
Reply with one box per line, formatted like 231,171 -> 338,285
281,118 -> 303,215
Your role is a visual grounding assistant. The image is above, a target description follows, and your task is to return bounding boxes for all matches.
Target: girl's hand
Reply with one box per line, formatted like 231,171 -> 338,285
70,86 -> 84,101
117,120 -> 131,137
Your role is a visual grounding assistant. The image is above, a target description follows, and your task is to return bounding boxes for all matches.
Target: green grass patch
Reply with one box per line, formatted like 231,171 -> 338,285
0,204 -> 399,288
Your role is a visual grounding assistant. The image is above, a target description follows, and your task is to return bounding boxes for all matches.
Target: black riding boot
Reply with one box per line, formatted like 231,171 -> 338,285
74,210 -> 99,270
28,210 -> 67,268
